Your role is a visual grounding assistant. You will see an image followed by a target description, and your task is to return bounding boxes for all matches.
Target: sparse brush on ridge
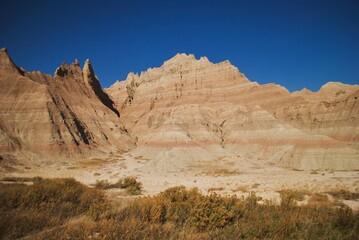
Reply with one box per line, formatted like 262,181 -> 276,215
1,178 -> 359,240
94,177 -> 142,195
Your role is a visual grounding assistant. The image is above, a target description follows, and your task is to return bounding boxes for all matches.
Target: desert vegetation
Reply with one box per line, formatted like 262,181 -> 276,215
326,189 -> 359,200
94,176 -> 142,195
0,178 -> 358,240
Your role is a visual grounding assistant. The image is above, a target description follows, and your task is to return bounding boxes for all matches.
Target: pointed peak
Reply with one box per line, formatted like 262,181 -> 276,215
0,47 -> 24,75
82,59 -> 120,117
300,88 -> 313,93
174,53 -> 195,59
163,53 -> 196,66
199,56 -> 209,62
54,59 -> 82,77
54,61 -> 69,77
126,72 -> 139,81
220,59 -> 232,65
292,87 -> 313,96
83,58 -> 94,74
0,47 -> 12,62
83,59 -> 96,85
69,59 -> 81,69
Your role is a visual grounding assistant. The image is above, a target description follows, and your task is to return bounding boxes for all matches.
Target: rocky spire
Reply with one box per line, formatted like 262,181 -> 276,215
83,59 -> 95,85
0,48 -> 24,75
83,59 -> 120,117
54,62 -> 69,77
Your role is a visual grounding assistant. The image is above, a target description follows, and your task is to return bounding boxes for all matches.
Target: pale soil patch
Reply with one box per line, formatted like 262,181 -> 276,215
1,151 -> 359,210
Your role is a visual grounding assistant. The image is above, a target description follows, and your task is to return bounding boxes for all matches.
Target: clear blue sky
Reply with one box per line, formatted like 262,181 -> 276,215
1,0 -> 358,92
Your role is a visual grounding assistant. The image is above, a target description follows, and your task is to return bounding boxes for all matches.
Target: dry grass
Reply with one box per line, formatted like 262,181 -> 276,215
94,177 -> 142,195
278,189 -> 312,207
307,193 -> 334,207
291,168 -> 304,171
204,168 -> 241,177
0,177 -> 106,239
0,176 -> 34,182
76,158 -> 117,169
1,178 -> 359,240
232,185 -> 249,193
326,189 -> 359,200
208,187 -> 224,192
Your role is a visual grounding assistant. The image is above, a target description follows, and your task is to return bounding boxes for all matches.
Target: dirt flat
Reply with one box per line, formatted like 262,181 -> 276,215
2,151 -> 358,210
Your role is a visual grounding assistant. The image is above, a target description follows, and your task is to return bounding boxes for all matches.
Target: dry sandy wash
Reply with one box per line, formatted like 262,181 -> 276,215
0,48 -> 358,208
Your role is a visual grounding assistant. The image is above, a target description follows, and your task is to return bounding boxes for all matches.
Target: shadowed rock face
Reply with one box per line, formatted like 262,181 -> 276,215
0,49 -> 134,162
83,59 -> 120,117
107,53 -> 359,171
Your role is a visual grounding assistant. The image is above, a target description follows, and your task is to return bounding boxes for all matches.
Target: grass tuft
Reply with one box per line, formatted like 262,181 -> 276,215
94,177 -> 142,195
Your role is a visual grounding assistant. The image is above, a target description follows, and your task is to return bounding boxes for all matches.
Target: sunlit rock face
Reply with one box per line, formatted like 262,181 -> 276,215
107,53 -> 359,171
1,48 -> 357,171
0,49 -> 134,162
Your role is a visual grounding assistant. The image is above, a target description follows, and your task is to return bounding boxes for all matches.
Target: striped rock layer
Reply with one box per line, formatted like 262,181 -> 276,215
0,48 -> 134,163
107,53 -> 359,171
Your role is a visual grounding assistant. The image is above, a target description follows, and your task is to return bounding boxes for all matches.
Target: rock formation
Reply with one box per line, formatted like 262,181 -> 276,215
1,48 -> 357,171
107,53 -> 359,171
0,48 -> 134,163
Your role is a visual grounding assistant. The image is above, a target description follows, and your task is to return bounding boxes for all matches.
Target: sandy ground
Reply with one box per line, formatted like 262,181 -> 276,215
1,149 -> 359,210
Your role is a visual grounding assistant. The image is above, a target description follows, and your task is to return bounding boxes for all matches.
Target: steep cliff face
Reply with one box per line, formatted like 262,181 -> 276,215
0,48 -> 134,162
83,59 -> 120,116
108,53 -> 359,171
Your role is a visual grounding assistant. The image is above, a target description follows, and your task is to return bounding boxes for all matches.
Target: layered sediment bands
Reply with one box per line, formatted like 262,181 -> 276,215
1,48 -> 357,170
108,53 -> 359,171
220,104 -> 358,170
0,48 -> 134,162
274,83 -> 359,149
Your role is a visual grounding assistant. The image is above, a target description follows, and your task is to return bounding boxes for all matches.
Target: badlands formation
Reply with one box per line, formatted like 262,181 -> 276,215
0,48 -> 358,203
0,48 -> 134,165
107,53 -> 359,171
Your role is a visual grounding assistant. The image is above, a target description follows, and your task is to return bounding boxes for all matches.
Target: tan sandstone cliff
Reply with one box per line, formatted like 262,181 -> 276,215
107,53 -> 359,171
0,48 -> 134,165
1,49 -> 357,171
